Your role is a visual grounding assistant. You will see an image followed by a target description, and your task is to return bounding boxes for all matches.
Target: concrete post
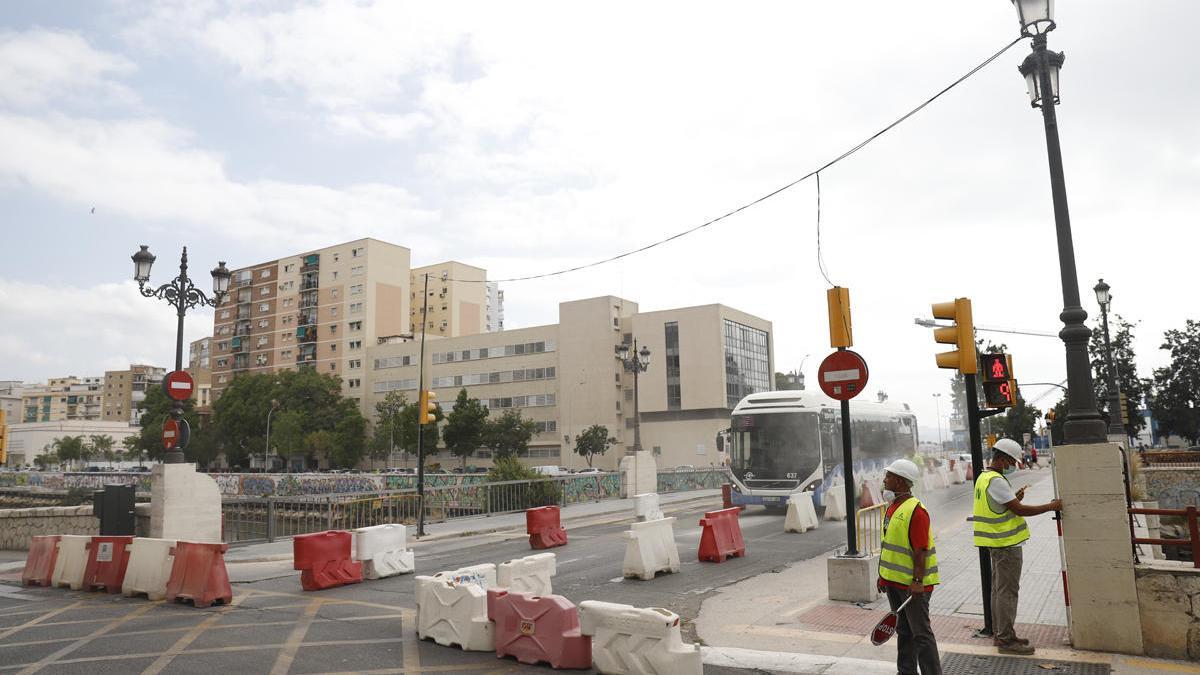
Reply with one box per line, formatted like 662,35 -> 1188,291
1055,442 -> 1144,654
150,463 -> 222,543
619,452 -> 657,498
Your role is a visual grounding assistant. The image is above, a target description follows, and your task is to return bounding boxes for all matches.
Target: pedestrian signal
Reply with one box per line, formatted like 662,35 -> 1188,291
980,353 -> 1012,382
983,380 -> 1017,408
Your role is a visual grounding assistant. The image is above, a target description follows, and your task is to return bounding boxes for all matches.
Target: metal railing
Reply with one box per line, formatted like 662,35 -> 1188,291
1130,505 -> 1200,568
856,503 -> 886,555
221,473 -> 622,545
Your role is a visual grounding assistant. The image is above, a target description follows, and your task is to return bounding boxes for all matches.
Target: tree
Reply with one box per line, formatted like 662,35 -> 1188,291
33,445 -> 56,469
134,384 -> 203,463
1048,397 -> 1068,447
52,436 -> 86,469
574,424 -> 617,467
392,397 -> 444,461
90,435 -> 115,467
1151,319 -> 1200,445
1090,314 -> 1150,436
370,392 -> 407,468
122,435 -> 145,467
482,409 -> 538,460
442,389 -> 489,469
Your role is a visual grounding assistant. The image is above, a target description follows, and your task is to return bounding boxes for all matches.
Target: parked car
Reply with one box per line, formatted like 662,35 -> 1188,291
532,465 -> 566,476
576,467 -> 603,474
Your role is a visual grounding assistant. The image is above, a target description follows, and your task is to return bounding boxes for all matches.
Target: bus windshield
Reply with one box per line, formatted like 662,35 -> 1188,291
730,412 -> 820,487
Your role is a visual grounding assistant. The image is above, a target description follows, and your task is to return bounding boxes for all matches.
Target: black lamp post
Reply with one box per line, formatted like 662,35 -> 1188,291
615,340 -> 651,453
1093,279 -> 1125,437
1010,0 -> 1107,444
132,245 -> 231,463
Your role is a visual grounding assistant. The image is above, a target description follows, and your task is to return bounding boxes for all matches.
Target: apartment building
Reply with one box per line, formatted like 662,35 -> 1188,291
189,337 -> 212,371
210,238 -> 411,403
101,365 -> 166,424
21,376 -> 105,423
0,381 -> 23,425
409,261 -> 498,338
365,296 -> 772,470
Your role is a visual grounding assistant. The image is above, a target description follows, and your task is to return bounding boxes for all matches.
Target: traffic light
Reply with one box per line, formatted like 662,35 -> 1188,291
1046,409 -> 1056,423
418,389 -> 438,425
986,433 -> 998,450
980,353 -> 1018,408
931,298 -> 976,374
1118,392 -> 1129,425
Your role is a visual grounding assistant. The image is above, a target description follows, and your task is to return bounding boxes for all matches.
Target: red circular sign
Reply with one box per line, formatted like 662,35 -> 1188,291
162,418 -> 180,450
163,370 -> 194,402
818,350 -> 869,401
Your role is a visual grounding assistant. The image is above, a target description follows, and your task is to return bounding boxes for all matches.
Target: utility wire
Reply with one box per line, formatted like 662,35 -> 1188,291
438,36 -> 1025,284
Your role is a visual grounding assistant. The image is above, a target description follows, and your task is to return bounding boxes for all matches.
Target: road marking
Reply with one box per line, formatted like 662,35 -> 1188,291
141,591 -> 251,675
608,576 -> 624,583
1119,657 -> 1200,673
400,607 -> 422,674
269,597 -> 322,675
16,601 -> 157,675
0,601 -> 85,641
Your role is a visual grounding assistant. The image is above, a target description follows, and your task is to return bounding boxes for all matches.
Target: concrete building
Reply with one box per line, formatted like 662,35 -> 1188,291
20,377 -> 105,423
0,381 -> 23,426
101,365 -> 166,424
4,420 -> 139,468
365,296 -> 772,470
486,282 -> 505,332
409,261 -> 495,338
189,337 -> 212,371
209,238 -> 411,404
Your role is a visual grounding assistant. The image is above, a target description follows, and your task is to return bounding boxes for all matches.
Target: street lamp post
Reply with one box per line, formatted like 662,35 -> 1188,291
933,393 -> 945,451
1093,279 -> 1125,438
1010,0 -> 1106,445
265,399 -> 279,472
615,340 -> 652,453
132,245 -> 231,464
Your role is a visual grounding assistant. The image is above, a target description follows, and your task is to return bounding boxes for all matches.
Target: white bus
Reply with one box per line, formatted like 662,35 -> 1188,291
725,390 -> 919,508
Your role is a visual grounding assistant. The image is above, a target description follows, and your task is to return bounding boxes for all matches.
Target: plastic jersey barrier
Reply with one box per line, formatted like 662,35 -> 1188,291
824,487 -> 847,521
634,493 -> 664,522
526,506 -> 568,550
697,507 -> 745,563
487,589 -> 591,669
293,530 -> 363,591
415,563 -> 497,652
83,535 -> 135,593
353,524 -> 414,579
784,492 -> 820,533
623,516 -> 680,581
51,535 -> 92,590
497,552 -> 556,596
164,541 -> 233,608
22,535 -> 61,587
579,600 -> 702,675
122,538 -> 177,601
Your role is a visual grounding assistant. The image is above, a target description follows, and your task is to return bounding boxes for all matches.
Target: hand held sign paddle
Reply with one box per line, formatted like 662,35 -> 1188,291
870,594 -> 914,646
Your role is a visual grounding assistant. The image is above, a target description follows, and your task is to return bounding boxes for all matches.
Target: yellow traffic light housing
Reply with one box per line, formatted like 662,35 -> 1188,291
1118,392 -> 1129,425
827,286 -> 853,348
931,298 -> 976,374
418,389 -> 439,425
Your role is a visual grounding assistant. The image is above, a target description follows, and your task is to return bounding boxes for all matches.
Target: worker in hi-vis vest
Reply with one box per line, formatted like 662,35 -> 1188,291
877,458 -> 942,675
974,438 -> 1062,656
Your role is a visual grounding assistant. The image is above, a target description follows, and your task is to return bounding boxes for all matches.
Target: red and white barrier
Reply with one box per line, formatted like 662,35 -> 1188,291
623,517 -> 680,580
526,506 -> 568,550
635,493 -> 664,522
293,530 -> 363,591
51,535 -> 91,590
354,524 -> 415,579
83,535 -> 135,593
579,601 -> 702,675
415,564 -> 496,651
487,589 -> 591,669
21,535 -> 60,587
165,541 -> 232,608
498,552 -> 556,596
698,508 -> 745,563
823,488 -> 847,521
122,538 -> 177,601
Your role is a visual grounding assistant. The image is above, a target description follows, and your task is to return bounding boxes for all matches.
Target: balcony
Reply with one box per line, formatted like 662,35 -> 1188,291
298,311 -> 318,327
300,254 -> 320,272
232,356 -> 250,371
301,278 -> 320,291
297,326 -> 317,343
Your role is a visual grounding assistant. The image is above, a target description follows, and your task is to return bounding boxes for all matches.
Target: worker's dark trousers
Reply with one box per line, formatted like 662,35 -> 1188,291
990,545 -> 1023,643
885,586 -> 943,675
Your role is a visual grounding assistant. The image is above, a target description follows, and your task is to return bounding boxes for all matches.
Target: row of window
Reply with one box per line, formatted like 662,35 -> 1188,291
431,340 -> 555,364
431,367 -> 556,389
485,393 -> 556,409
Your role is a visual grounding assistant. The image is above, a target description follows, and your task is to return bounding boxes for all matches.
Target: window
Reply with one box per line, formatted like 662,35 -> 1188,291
329,363 -> 336,371
352,247 -> 364,257
329,324 -> 338,335
259,303 -> 269,312
348,378 -> 361,388
349,321 -> 363,331
258,319 -> 269,328
349,359 -> 361,369
330,343 -> 337,352
331,288 -> 339,299
331,306 -> 338,317
351,266 -> 364,276
665,321 -> 682,410
283,298 -> 294,308
261,268 -> 271,278
284,263 -> 294,273
333,253 -> 340,262
217,341 -> 228,351
220,310 -> 230,319
256,354 -> 268,366
724,319 -> 771,408
350,302 -> 363,314
349,340 -> 362,350
351,284 -> 364,295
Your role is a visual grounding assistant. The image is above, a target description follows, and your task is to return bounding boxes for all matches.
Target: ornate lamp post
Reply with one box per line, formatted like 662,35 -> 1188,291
615,340 -> 652,453
265,399 -> 280,472
1093,279 -> 1125,437
132,245 -> 231,463
1010,0 -> 1106,444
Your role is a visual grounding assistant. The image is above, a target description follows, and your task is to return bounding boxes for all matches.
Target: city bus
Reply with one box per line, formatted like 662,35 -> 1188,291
724,390 -> 919,508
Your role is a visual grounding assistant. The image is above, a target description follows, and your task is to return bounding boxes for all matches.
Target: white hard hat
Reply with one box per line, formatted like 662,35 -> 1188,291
884,459 -> 921,484
993,438 -> 1023,462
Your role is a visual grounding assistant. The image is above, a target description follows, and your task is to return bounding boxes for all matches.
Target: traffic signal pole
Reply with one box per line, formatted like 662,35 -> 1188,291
416,273 -> 430,537
965,373 -> 993,637
840,395 -> 857,556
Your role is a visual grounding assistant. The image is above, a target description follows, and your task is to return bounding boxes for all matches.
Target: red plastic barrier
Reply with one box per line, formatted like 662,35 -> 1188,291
698,507 -> 746,563
965,463 -> 974,481
83,536 -> 135,593
293,530 -> 362,591
21,535 -> 61,587
165,541 -> 233,608
721,483 -> 733,509
858,480 -> 874,509
487,589 -> 591,669
526,506 -> 568,550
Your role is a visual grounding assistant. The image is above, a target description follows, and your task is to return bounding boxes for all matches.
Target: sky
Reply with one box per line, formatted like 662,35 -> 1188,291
1,1 -> 1197,439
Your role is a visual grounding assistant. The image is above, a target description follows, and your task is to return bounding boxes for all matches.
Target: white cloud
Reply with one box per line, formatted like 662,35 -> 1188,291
0,29 -> 137,108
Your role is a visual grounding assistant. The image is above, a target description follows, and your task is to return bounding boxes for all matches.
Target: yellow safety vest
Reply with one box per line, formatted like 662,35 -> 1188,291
879,497 -> 939,587
973,470 -> 1030,548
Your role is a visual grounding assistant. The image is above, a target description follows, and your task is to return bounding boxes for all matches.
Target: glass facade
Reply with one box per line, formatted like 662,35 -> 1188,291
724,319 -> 770,408
664,321 -> 681,410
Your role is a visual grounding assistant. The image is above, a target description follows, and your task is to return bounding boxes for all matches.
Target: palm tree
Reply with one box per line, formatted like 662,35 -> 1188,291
52,436 -> 86,470
90,435 -> 116,468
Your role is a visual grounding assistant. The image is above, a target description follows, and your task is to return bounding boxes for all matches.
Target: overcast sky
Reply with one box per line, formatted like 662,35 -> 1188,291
1,1 -> 1197,437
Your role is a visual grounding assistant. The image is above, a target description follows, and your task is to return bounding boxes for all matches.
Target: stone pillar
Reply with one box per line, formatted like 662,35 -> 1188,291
827,554 -> 880,603
1056,442 -> 1144,654
619,451 -> 657,498
150,463 -> 222,543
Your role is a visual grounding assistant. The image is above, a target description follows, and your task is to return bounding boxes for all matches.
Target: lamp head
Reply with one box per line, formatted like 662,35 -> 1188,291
637,345 -> 651,368
132,245 -> 156,282
1093,278 -> 1112,309
1018,48 -> 1064,108
211,261 -> 232,297
615,343 -> 630,361
1011,0 -> 1055,37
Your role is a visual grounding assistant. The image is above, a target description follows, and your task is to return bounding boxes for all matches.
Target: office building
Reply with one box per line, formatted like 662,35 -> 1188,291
101,365 -> 166,424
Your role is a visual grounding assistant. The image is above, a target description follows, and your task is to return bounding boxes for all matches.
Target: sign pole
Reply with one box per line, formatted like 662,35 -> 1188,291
841,392 -> 856,556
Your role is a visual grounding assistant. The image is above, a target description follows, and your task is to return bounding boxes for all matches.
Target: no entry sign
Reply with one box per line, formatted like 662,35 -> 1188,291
162,418 -> 180,450
163,370 -> 194,402
818,350 -> 869,401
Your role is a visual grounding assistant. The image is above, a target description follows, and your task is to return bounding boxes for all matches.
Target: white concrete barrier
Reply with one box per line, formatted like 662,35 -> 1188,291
634,493 -> 664,522
354,523 -> 415,579
937,466 -> 952,488
497,552 -> 556,596
784,492 -> 820,533
823,488 -> 847,521
579,601 -> 702,675
948,464 -> 965,484
121,537 -> 176,601
414,563 -> 497,651
623,517 -> 680,580
51,535 -> 91,590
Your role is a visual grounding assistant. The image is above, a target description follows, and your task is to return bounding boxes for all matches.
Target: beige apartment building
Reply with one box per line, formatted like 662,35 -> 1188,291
210,238 -> 411,403
365,296 -> 772,470
409,262 -> 503,338
21,376 -> 105,423
101,365 -> 166,424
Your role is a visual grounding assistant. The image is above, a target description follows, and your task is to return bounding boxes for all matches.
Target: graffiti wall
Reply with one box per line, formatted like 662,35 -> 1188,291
0,472 -> 152,493
1144,467 -> 1200,509
656,468 -> 725,494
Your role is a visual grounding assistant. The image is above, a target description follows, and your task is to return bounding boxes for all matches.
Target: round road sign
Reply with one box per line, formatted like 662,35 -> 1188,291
162,418 -> 180,450
818,350 -> 869,401
163,370 -> 194,402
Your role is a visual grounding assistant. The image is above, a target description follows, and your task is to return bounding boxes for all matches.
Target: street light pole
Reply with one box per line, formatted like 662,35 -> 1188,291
615,340 -> 652,453
265,399 -> 279,472
1011,3 -> 1107,445
1094,279 -> 1125,438
131,245 -> 231,464
933,393 -> 944,451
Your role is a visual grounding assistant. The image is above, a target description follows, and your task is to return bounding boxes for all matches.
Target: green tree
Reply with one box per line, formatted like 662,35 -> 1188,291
34,444 -> 57,469
134,385 -> 203,463
574,424 -> 617,467
1151,319 -> 1200,445
395,398 -> 444,460
122,435 -> 146,467
483,409 -> 538,460
370,392 -> 407,468
442,389 -> 489,469
1090,314 -> 1150,436
90,435 -> 116,467
52,436 -> 86,469
1047,397 -> 1068,446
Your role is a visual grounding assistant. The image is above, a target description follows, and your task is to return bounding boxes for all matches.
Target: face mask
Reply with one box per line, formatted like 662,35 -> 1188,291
883,489 -> 897,501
